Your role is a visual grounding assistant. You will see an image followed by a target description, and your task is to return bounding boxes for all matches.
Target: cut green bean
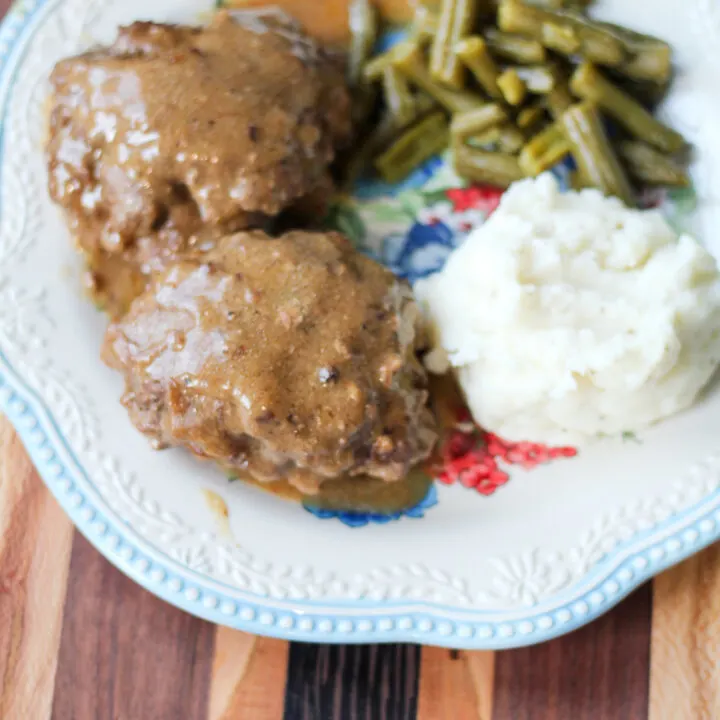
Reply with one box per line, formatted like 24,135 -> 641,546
347,0 -> 378,85
452,144 -> 525,187
499,0 -> 625,68
570,62 -> 685,153
455,36 -> 502,99
560,102 -> 635,205
541,22 -> 580,55
497,123 -> 526,153
394,41 -> 484,113
375,111 -> 450,184
341,113 -> 397,190
618,140 -> 690,187
497,68 -> 527,105
514,65 -> 556,93
595,21 -> 671,83
410,4 -> 439,42
363,46 -> 402,82
429,0 -> 478,88
450,104 -> 508,142
468,126 -> 502,148
382,67 -> 416,126
517,104 -> 546,130
484,28 -> 547,64
519,123 -> 571,174
543,63 -> 573,118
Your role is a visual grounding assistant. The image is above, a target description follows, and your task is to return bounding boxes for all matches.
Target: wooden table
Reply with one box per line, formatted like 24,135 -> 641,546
1,3 -> 720,716
2,414 -> 720,720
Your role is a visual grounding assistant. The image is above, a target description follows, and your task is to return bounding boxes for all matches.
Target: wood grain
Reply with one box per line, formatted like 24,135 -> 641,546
51,534 -> 216,720
0,417 -> 74,720
492,583 -> 652,720
417,649 -> 494,720
208,628 -> 289,719
0,20 -> 68,720
650,545 -> 720,720
283,643 -> 421,719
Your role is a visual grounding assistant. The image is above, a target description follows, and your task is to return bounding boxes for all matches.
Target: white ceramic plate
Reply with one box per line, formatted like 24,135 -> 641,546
2,0 -> 720,649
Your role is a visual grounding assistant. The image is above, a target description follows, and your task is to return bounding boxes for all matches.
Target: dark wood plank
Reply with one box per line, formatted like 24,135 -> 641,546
51,533 -> 216,720
492,584 -> 652,720
0,0 -> 11,17
284,643 -> 421,720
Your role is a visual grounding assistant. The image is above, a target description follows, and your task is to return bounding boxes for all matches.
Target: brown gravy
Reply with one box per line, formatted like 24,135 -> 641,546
232,374 -> 464,514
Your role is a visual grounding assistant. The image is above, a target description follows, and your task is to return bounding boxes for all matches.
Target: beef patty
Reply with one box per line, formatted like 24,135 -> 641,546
47,11 -> 351,317
102,230 -> 438,493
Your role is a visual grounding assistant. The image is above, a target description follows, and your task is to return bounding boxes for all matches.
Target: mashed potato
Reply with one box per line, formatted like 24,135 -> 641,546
415,174 -> 720,444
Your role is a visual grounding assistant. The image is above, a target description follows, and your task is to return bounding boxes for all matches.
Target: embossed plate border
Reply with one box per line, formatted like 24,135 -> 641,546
2,0 -> 720,649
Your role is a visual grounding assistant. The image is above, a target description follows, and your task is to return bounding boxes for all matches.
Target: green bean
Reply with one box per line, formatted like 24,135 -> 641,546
484,28 -> 547,64
498,0 -> 625,67
497,123 -> 526,153
570,62 -> 685,153
450,104 -> 508,142
541,22 -> 580,55
452,144 -> 525,187
595,21 -> 671,83
497,68 -> 527,105
429,0 -> 478,88
341,113 -> 397,190
468,126 -> 502,148
560,102 -> 635,205
455,37 -> 502,99
394,41 -> 484,113
347,0 -> 378,85
517,104 -> 546,130
514,65 -> 556,93
375,111 -> 450,183
618,140 -> 690,187
382,67 -> 416,126
543,63 -> 573,118
363,46 -> 403,82
519,123 -> 571,174
410,4 -> 439,42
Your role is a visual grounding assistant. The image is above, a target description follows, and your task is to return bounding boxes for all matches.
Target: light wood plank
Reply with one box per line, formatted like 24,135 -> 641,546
650,546 -> 720,720
208,628 -> 289,720
417,649 -> 494,720
0,417 -> 73,720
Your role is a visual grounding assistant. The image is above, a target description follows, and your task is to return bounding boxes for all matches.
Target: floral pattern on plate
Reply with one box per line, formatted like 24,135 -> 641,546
321,154 -> 698,524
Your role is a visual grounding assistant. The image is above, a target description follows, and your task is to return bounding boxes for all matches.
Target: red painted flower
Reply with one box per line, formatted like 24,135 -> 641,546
432,409 -> 577,496
445,185 -> 504,215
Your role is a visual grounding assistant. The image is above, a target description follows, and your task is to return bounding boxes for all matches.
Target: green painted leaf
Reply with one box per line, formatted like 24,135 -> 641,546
667,185 -> 698,215
365,201 -> 412,223
398,190 -> 427,218
325,202 -> 367,245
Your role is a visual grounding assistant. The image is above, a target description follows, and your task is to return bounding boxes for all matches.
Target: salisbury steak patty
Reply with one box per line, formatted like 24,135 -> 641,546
102,231 -> 437,493
47,12 -> 351,317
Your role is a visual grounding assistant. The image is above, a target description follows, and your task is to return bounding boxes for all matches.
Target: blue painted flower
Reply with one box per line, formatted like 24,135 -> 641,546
381,220 -> 457,283
303,484 -> 438,528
